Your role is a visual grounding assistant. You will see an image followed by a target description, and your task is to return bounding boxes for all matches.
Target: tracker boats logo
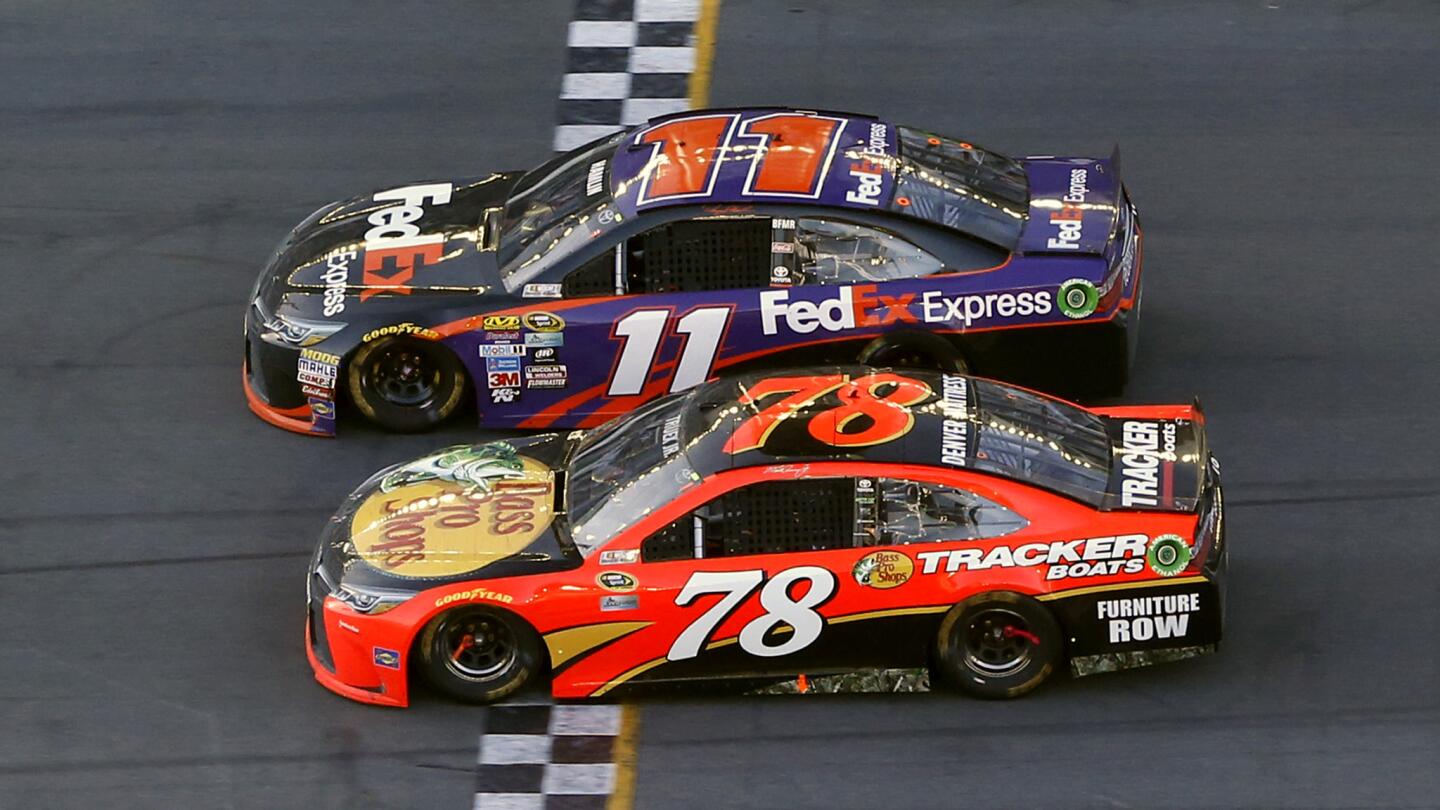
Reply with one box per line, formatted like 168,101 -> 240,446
916,534 -> 1150,580
1117,420 -> 1178,507
1046,168 -> 1089,251
359,183 -> 453,301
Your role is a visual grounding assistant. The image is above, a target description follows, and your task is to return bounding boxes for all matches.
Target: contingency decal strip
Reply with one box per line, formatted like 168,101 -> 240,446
555,0 -> 722,151
476,702 -> 640,809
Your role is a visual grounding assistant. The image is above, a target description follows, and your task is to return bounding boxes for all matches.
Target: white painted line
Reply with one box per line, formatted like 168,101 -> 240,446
635,0 -> 702,22
479,734 -> 552,765
549,704 -> 622,736
630,46 -> 695,73
473,793 -> 545,810
542,762 -> 617,795
554,124 -> 625,152
567,20 -> 639,48
622,97 -> 690,125
562,72 -> 633,100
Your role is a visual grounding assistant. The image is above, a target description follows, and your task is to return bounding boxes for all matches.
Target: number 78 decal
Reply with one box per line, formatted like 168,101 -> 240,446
607,306 -> 732,397
667,567 -> 837,661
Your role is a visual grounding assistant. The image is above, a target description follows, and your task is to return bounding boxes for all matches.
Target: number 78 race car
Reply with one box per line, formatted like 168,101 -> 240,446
306,367 -> 1224,706
248,106 -> 1142,437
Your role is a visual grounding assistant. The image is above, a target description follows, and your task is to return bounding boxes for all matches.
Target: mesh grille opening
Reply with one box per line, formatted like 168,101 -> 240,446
710,478 -> 854,557
561,250 -> 616,298
633,219 -> 773,293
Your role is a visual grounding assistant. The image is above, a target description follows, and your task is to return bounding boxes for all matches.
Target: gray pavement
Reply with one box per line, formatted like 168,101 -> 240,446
1,1 -> 1438,808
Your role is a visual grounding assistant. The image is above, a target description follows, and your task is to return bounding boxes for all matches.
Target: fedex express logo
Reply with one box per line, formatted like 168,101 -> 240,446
1046,169 -> 1090,251
359,183 -> 453,301
844,122 -> 890,206
759,285 -> 1053,335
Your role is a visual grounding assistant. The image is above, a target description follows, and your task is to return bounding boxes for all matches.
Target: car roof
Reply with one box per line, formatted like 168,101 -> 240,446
608,107 -> 902,220
677,366 -> 1117,508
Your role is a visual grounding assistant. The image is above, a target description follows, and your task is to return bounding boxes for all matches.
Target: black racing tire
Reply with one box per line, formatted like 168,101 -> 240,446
932,592 -> 1062,700
346,337 -> 467,432
857,333 -> 969,374
417,607 -> 543,704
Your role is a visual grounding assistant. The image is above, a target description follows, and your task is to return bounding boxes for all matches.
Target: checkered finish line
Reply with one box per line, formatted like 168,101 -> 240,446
555,0 -> 708,151
475,703 -> 630,809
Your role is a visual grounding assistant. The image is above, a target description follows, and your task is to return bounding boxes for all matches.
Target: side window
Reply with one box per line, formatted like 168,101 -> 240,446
794,218 -> 944,285
871,477 -> 1027,545
627,218 -> 773,293
640,477 -> 856,562
561,247 -> 617,298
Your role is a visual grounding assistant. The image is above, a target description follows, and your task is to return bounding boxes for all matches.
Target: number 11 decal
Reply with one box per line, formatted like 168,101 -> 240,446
608,306 -> 732,397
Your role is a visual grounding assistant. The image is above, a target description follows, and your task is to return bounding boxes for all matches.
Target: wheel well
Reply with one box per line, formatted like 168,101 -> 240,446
856,331 -> 968,373
407,602 -> 552,675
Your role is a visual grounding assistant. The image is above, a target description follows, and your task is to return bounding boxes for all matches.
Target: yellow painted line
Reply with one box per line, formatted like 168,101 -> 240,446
606,704 -> 641,810
1036,575 -> 1210,602
688,0 -> 722,108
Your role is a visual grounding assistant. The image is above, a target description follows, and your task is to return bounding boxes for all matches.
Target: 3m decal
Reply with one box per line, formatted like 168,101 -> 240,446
359,184 -> 453,301
724,372 -> 932,454
668,567 -> 837,661
487,371 -> 521,389
607,306 -> 732,397
1097,592 -> 1199,644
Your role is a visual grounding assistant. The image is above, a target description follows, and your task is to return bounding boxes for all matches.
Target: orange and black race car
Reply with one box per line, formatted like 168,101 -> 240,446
306,367 -> 1224,706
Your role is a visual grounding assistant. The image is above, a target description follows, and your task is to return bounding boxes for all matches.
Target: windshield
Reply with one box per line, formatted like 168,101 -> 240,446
893,126 -> 1029,249
970,380 -> 1112,506
498,130 -> 628,287
566,393 -> 701,554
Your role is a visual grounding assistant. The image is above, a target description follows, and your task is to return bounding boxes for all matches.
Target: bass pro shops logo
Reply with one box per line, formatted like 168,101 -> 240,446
360,184 -> 453,301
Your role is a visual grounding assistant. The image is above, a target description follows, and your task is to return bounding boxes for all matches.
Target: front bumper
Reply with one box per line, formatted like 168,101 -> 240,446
305,595 -> 412,708
243,315 -> 336,436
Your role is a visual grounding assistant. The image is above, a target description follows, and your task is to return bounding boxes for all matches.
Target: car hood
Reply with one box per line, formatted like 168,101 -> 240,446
256,172 -> 523,310
321,433 -> 582,591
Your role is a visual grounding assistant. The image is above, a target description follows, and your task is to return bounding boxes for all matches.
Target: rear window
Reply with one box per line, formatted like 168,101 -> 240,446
893,127 -> 1029,249
970,380 -> 1112,506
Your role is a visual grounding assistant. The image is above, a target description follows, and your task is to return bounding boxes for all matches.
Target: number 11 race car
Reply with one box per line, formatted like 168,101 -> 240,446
247,106 -> 1142,437
305,367 -> 1224,706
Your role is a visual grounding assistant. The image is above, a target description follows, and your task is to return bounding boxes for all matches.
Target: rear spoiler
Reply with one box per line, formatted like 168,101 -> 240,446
1016,147 -> 1122,256
1094,399 -> 1206,513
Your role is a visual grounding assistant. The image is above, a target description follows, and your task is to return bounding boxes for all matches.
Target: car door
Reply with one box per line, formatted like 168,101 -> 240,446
631,474 -> 866,683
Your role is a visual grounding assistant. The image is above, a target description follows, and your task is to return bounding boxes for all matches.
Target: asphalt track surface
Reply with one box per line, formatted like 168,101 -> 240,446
2,1 -> 1438,808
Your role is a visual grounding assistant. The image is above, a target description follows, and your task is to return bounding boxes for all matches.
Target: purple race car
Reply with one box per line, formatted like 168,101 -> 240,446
244,106 -> 1143,436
